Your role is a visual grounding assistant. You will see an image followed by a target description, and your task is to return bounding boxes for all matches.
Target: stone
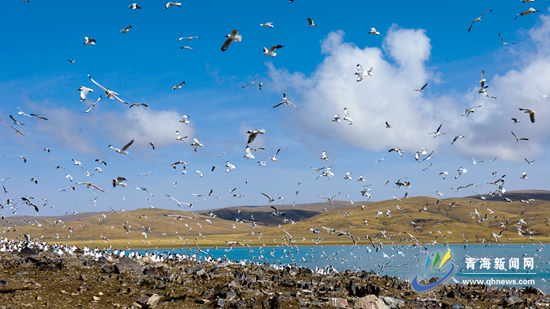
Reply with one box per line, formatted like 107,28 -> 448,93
137,294 -> 161,308
354,295 -> 390,309
216,298 -> 225,307
0,280 -> 7,287
115,257 -> 143,274
271,296 -> 282,309
92,296 -> 100,301
329,298 -> 349,308
505,294 -> 522,306
380,296 -> 405,308
450,303 -> 464,308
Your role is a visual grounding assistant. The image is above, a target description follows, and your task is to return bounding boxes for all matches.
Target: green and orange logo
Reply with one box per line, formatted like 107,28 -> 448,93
412,249 -> 455,292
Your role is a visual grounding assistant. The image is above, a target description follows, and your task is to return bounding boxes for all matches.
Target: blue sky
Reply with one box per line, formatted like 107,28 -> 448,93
1,1 -> 549,216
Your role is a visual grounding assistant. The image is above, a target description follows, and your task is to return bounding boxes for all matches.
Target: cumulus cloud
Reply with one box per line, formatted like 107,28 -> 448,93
267,20 -> 550,161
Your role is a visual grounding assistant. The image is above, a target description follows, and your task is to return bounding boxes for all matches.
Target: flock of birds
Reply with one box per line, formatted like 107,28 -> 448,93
1,1 -> 549,282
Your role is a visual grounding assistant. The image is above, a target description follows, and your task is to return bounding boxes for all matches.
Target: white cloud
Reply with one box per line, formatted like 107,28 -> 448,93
267,20 -> 550,161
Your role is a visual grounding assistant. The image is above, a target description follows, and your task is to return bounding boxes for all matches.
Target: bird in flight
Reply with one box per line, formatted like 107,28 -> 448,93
221,30 -> 241,52
498,33 -> 515,45
178,36 -> 199,41
462,105 -> 482,117
172,81 -> 186,89
518,108 -> 536,123
78,86 -> 93,102
129,103 -> 148,108
515,8 -> 539,20
109,139 -> 135,154
511,131 -> 528,142
246,129 -> 265,144
129,3 -> 141,9
165,2 -> 182,9
12,126 -> 24,136
88,75 -> 128,104
343,107 -> 353,125
429,124 -> 446,138
260,22 -> 273,28
84,96 -> 102,114
414,83 -> 428,93
468,10 -> 492,32
273,93 -> 298,109
180,46 -> 196,51
9,115 -> 24,126
388,148 -> 404,157
121,25 -> 132,33
263,45 -> 284,57
242,76 -> 259,88
355,64 -> 373,81
307,18 -> 316,27
525,158 -> 536,165
369,27 -> 380,35
83,37 -> 96,45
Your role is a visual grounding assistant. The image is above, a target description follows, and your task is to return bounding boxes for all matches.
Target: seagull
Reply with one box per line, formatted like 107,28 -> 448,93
515,8 -> 539,20
263,45 -> 284,57
242,76 -> 259,88
429,124 -> 446,138
498,33 -> 516,45
84,96 -> 102,114
468,10 -> 492,32
78,86 -> 93,101
451,135 -> 465,145
29,113 -> 47,120
414,83 -> 428,93
171,161 -> 187,169
343,172 -> 352,180
221,30 -> 241,52
72,159 -> 83,169
177,36 -> 199,40
388,148 -> 404,157
129,103 -> 148,108
518,108 -> 536,123
121,25 -> 132,33
271,149 -> 281,163
95,159 -> 107,165
226,161 -> 235,172
320,151 -> 329,161
244,146 -> 255,159
191,138 -> 203,147
258,82 -> 263,90
332,114 -> 341,122
385,121 -> 392,128
511,131 -> 528,142
343,107 -> 353,125
179,115 -> 189,124
511,118 -> 520,124
375,157 -> 385,163
262,193 -> 278,203
260,22 -> 273,28
83,37 -> 96,45
129,3 -> 141,9
525,158 -> 536,165
270,205 -> 285,216
112,177 -> 127,187
471,157 -> 484,164
415,148 -> 427,161
20,156 -> 28,163
68,60 -> 75,63
17,107 -> 31,117
135,187 -> 153,196
149,142 -> 155,150
180,46 -> 196,51
175,131 -> 187,141
75,182 -> 106,192
307,18 -> 315,27
455,167 -> 467,179
355,64 -> 373,81
195,170 -> 203,178
109,139 -> 135,154
520,172 -> 528,180
88,75 -> 128,104
463,105 -> 482,117
273,93 -> 298,109
246,129 -> 265,144
9,115 -> 24,126
164,2 -> 182,9
369,27 -> 380,35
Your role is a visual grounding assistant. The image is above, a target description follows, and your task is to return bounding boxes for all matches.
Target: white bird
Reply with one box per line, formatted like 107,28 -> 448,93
226,161 -> 235,172
129,3 -> 141,9
451,135 -> 465,145
135,187 -> 153,196
246,129 -> 265,144
511,131 -> 528,142
164,2 -> 182,9
83,37 -> 96,45
343,172 -> 352,180
332,114 -> 341,123
414,83 -> 428,93
358,175 -> 366,182
271,149 -> 281,163
525,158 -> 536,165
462,105 -> 482,117
16,107 -> 31,117
518,108 -> 536,123
455,167 -> 467,179
244,146 -> 255,159
78,86 -> 93,101
262,193 -> 278,203
221,30 -> 241,52
468,10 -> 492,33
369,27 -> 380,35
176,131 -> 187,141
273,93 -> 298,109
179,115 -> 189,124
75,182 -> 106,192
180,46 -> 196,51
172,81 -> 186,89
191,138 -> 203,147
498,33 -> 516,45
263,44 -> 284,57
72,159 -> 83,169
355,64 -> 373,81
520,172 -> 528,180
88,75 -> 128,104
511,118 -> 520,124
307,18 -> 316,27
177,36 -> 199,41
471,157 -> 484,164
415,148 -> 427,161
121,25 -> 132,33
195,170 -> 203,178
429,124 -> 445,138
84,96 -> 102,114
112,177 -> 127,187
388,148 -> 404,157
515,8 -> 539,20
439,172 -> 448,180
109,139 -> 135,154
320,151 -> 329,161
66,174 -> 73,182
260,22 -> 273,28
343,107 -> 353,125
242,76 -> 259,88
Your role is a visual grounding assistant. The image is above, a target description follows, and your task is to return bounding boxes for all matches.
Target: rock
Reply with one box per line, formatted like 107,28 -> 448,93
137,294 -> 161,308
354,295 -> 390,309
271,296 -> 282,309
115,257 -> 143,274
0,280 -> 7,287
36,296 -> 42,301
329,298 -> 349,308
505,294 -> 522,306
18,247 -> 37,257
450,303 -> 464,308
92,296 -> 100,301
349,280 -> 358,296
380,296 -> 405,308
216,298 -> 225,307
235,299 -> 246,309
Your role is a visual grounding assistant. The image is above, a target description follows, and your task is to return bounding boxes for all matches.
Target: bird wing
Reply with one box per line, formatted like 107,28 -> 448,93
307,18 -> 313,25
511,131 -> 518,140
421,83 -> 428,90
121,139 -> 135,151
468,21 -> 475,32
269,45 -> 284,53
9,115 -> 19,124
87,75 -> 109,92
273,102 -> 285,108
261,193 -> 272,200
498,33 -> 504,43
356,64 -> 364,73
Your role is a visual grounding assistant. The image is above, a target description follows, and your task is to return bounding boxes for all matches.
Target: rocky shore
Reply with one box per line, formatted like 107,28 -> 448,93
0,247 -> 549,309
